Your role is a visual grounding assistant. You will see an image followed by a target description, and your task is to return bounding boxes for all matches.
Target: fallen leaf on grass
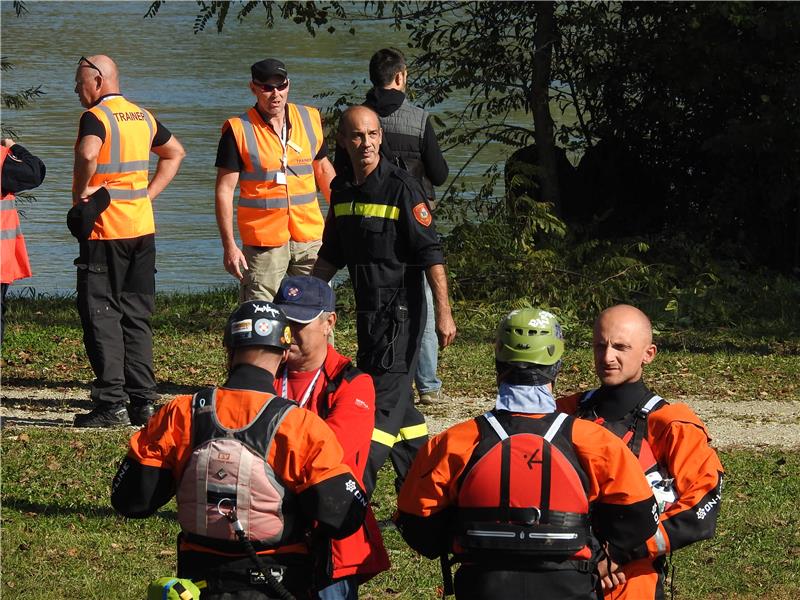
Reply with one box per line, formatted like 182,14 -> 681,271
159,549 -> 176,557
67,548 -> 79,557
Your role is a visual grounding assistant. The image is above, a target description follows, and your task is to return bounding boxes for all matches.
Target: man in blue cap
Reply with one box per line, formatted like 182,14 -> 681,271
273,275 -> 389,599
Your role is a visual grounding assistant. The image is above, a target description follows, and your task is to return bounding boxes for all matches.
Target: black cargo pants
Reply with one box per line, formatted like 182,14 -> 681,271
359,292 -> 428,496
75,234 -> 159,407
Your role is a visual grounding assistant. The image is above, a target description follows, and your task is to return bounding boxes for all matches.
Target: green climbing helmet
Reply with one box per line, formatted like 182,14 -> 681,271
495,308 -> 564,366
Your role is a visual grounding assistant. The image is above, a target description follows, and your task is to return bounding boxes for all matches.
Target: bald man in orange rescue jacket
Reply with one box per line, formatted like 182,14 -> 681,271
558,305 -> 723,600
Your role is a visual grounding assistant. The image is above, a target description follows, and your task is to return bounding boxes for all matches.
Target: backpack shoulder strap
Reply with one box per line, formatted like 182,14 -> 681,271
576,389 -> 599,418
629,395 -> 666,457
190,387 -> 218,449
543,412 -> 569,443
482,410 -> 509,441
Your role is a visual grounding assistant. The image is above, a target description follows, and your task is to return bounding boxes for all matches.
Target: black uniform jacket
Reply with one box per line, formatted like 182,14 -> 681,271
319,158 -> 444,373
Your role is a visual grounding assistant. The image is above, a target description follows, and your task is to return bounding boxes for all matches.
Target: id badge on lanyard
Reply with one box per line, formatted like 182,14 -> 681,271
275,120 -> 288,185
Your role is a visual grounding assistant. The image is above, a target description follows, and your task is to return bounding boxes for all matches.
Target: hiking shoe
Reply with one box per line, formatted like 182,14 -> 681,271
127,402 -> 155,426
73,405 -> 131,428
418,390 -> 442,406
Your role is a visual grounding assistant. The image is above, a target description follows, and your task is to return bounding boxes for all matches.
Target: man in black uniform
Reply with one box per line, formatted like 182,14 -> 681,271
312,105 -> 457,495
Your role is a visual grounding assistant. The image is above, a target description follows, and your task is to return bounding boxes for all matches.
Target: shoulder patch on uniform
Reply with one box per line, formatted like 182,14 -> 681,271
413,202 -> 432,227
7,153 -> 22,163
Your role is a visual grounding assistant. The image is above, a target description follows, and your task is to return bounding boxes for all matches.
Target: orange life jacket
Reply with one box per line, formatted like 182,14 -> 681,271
0,146 -> 32,284
225,103 -> 324,246
76,95 -> 156,240
452,411 -> 591,563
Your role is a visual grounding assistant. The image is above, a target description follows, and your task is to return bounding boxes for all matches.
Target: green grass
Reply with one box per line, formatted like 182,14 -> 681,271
3,289 -> 798,402
2,428 -> 798,599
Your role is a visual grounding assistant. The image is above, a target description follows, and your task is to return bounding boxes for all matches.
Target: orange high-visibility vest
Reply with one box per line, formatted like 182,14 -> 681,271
0,146 -> 32,284
226,103 -> 325,246
75,95 -> 156,240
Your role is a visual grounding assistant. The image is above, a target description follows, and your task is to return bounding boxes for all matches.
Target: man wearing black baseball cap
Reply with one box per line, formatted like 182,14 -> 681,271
274,276 -> 390,598
214,59 -> 336,304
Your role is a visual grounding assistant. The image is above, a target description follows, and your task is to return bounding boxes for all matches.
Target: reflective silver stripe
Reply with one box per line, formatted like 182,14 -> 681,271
641,395 -> 664,415
286,163 -> 314,177
142,109 -> 155,145
0,226 -> 22,240
527,532 -> 579,540
0,200 -> 17,211
237,449 -> 253,534
289,192 -> 317,206
466,530 -> 516,538
543,412 -> 568,443
109,189 -> 149,201
482,411 -> 509,441
239,112 -> 265,176
240,169 -> 281,182
95,160 -> 149,174
238,197 -> 289,209
654,526 -> 668,554
294,104 -> 318,156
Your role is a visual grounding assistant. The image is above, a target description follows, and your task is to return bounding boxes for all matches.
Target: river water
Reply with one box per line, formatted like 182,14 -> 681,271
2,1 -> 500,294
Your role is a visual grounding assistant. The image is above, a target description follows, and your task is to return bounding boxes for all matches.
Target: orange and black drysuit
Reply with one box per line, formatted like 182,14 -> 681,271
275,345 -> 390,586
111,364 -> 368,598
395,409 -> 659,600
558,380 -> 724,600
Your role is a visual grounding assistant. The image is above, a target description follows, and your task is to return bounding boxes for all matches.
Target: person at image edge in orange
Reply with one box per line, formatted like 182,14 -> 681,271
558,304 -> 723,600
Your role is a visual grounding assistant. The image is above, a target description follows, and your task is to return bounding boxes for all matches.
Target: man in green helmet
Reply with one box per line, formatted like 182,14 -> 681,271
394,308 -> 658,600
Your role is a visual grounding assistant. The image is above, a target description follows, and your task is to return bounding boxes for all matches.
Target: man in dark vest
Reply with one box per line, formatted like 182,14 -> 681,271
366,47 -> 449,408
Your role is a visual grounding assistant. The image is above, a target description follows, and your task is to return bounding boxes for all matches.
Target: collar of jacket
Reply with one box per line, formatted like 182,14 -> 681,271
495,382 -> 556,414
364,87 -> 406,117
332,154 -> 394,195
592,379 -> 654,421
223,363 -> 277,393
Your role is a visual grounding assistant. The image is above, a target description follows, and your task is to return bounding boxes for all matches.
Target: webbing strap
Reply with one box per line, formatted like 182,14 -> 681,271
630,395 -> 664,458
237,450 -> 253,535
543,412 -> 568,442
482,411 -> 509,441
641,395 -> 664,415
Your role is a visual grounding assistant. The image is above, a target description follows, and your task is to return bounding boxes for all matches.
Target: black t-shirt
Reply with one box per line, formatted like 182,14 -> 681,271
77,97 -> 172,148
214,105 -> 328,172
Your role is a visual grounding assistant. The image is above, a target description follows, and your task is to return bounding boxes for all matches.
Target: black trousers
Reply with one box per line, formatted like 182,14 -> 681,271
360,292 -> 428,496
75,235 -> 159,407
454,566 -> 597,600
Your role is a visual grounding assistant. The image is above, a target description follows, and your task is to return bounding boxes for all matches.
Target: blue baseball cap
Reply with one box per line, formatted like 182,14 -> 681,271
274,276 -> 336,323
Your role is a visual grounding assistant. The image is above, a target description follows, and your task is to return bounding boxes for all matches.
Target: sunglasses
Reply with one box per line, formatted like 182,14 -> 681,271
253,80 -> 289,93
78,56 -> 103,76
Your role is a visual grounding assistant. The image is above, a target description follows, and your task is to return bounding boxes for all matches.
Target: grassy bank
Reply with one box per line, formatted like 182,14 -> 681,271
2,428 -> 798,600
3,288 -> 798,402
2,289 -> 799,599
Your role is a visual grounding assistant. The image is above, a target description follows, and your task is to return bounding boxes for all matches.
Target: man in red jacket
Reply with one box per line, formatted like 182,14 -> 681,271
558,305 -> 723,599
274,275 -> 389,599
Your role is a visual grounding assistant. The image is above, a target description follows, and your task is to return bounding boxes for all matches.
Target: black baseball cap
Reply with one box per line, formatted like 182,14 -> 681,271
274,276 -> 336,324
66,187 -> 111,240
251,59 -> 288,83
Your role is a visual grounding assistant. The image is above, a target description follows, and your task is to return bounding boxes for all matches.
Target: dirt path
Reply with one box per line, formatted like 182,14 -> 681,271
2,385 -> 799,449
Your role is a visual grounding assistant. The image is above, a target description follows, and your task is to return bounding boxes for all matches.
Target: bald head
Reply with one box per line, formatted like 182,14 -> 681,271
75,55 -> 120,108
592,304 -> 657,387
337,105 -> 383,183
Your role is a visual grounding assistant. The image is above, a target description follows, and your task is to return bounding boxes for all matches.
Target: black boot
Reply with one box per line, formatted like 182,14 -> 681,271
127,402 -> 155,426
74,404 -> 131,428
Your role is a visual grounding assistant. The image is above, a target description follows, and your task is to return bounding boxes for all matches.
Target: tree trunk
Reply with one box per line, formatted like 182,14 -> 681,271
532,1 -> 561,216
